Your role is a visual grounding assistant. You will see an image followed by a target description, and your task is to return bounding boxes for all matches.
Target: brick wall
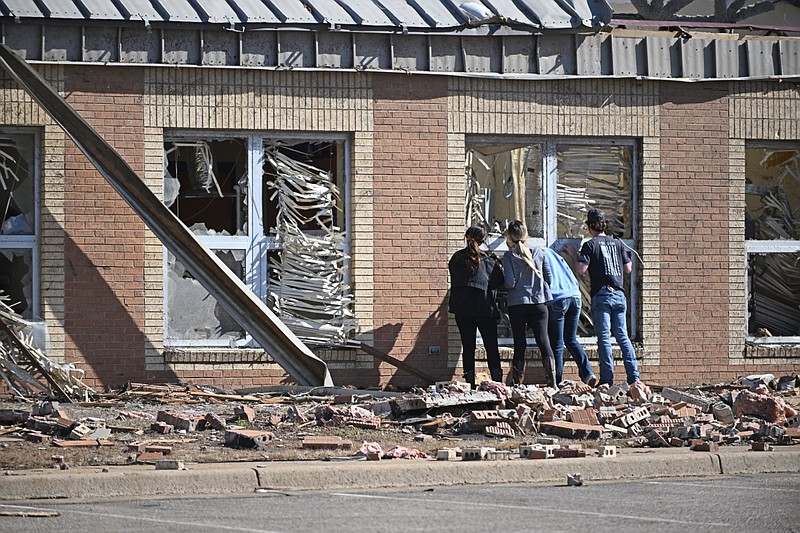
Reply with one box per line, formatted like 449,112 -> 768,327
368,74 -> 451,387
62,66 -> 158,388
3,65 -> 799,393
657,83 -> 731,384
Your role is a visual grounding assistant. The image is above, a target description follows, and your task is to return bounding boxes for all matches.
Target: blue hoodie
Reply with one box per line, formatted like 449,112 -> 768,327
543,247 -> 581,302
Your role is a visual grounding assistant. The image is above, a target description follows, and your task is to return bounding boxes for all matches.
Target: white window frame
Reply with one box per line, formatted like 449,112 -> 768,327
467,137 -> 640,345
744,142 -> 800,345
162,131 -> 351,348
0,127 -> 40,320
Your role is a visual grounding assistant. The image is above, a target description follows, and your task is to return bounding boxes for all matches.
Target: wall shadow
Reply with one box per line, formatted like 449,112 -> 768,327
61,228 -> 178,390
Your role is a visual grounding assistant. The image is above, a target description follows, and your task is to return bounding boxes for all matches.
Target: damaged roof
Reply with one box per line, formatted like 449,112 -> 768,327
0,0 -> 612,31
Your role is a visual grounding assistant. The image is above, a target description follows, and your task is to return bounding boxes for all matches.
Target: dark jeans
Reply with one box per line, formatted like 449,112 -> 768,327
455,314 -> 502,385
547,296 -> 595,384
508,303 -> 556,387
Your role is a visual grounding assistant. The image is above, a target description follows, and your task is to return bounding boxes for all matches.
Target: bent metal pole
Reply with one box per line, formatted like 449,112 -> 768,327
0,44 -> 333,387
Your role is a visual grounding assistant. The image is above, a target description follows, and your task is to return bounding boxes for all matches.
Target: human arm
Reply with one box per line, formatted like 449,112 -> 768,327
502,252 -> 516,289
575,241 -> 590,277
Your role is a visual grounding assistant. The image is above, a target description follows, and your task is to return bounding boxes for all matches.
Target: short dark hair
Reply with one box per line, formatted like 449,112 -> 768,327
586,208 -> 608,232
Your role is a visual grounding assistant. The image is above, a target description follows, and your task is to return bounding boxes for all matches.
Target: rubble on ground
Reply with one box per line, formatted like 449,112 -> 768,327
0,373 -> 798,470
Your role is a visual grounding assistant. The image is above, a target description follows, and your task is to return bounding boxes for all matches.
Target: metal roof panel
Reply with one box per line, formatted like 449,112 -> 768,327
303,0 -> 357,24
35,0 -> 84,19
261,0 -> 318,24
78,0 -> 125,19
154,0 -> 203,22
113,0 -> 164,21
335,0 -> 396,26
0,0 -> 47,18
1,0 -> 614,30
229,0 -> 282,23
369,0 -> 430,27
191,0 -> 242,23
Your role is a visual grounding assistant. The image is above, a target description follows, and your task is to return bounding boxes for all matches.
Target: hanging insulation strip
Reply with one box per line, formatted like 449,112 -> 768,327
264,148 -> 356,347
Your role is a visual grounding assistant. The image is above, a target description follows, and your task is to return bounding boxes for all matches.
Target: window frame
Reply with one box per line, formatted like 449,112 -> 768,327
162,131 -> 351,348
466,136 -> 640,345
744,141 -> 800,345
0,127 -> 40,320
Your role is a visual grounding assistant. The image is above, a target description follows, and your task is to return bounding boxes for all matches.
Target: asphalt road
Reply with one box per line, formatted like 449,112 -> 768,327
1,474 -> 798,532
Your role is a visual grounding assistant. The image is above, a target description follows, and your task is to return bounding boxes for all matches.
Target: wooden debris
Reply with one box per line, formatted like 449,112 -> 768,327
52,439 -> 114,447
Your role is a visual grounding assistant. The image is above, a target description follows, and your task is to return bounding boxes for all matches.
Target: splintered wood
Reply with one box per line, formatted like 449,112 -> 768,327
0,294 -> 95,402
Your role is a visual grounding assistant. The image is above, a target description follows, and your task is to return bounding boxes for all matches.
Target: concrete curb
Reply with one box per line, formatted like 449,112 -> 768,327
2,448 -> 798,501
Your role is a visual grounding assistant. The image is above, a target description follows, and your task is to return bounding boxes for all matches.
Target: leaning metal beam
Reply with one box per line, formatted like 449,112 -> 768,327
0,44 -> 333,387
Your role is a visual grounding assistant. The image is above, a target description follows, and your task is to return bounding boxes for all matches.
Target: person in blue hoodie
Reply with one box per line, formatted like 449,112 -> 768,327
502,221 -> 557,388
543,247 -> 597,387
448,226 -> 505,387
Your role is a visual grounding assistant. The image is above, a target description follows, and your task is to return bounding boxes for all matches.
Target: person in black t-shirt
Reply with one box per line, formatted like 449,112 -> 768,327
573,209 -> 649,399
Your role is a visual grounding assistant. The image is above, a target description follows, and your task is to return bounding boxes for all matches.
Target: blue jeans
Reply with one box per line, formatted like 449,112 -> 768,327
547,296 -> 595,384
590,287 -> 640,386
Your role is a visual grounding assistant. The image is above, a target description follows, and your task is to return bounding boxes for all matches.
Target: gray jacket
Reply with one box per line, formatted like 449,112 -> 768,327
502,246 -> 552,307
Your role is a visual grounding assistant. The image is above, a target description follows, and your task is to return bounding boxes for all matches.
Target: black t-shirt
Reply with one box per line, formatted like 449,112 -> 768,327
577,235 -> 631,296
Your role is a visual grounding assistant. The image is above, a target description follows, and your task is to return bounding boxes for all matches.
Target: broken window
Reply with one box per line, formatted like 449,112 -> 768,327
162,134 -> 354,348
745,145 -> 800,342
262,141 -> 356,346
0,130 -> 38,319
466,140 -> 638,342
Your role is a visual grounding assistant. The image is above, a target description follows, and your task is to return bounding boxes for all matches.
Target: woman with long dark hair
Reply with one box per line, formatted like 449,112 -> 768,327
448,226 -> 504,387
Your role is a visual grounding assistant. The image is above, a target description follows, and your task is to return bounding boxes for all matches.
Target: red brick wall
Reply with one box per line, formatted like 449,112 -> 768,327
62,66 -> 157,388
361,73 -> 452,387
656,83 -> 732,384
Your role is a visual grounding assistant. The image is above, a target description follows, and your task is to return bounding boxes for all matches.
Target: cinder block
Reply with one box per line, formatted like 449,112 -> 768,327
436,448 -> 457,461
597,445 -> 617,458
462,447 -> 494,461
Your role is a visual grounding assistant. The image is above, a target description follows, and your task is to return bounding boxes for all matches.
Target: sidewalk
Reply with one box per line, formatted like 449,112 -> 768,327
2,446 -> 799,501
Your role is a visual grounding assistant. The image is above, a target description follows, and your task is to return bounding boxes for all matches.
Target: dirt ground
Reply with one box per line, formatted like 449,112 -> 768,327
0,391 -> 536,471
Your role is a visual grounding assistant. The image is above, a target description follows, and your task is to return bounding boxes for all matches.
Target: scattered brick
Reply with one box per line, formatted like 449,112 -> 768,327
301,435 -> 351,450
751,441 -> 771,452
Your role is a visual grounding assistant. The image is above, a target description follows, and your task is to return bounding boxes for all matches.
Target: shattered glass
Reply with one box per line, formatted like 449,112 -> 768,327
556,144 -> 633,239
163,139 -> 248,236
466,144 -> 544,237
165,250 -> 246,343
746,147 -> 800,338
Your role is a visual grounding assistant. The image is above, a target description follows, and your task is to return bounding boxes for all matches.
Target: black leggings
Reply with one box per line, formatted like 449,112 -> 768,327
455,314 -> 502,385
508,303 -> 556,387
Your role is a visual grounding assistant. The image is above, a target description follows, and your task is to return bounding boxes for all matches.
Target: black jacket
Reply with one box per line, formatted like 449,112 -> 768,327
448,248 -> 504,318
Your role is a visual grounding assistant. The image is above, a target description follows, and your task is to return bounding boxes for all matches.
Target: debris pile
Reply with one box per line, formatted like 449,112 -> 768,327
0,295 -> 95,402
0,373 -> 798,470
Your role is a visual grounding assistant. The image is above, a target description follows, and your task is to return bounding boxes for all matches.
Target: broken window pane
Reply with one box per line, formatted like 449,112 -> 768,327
466,144 -> 544,236
0,134 -> 35,236
0,249 -> 32,318
165,250 -> 246,343
163,139 -> 248,236
745,148 -> 800,241
748,252 -> 800,337
262,140 -> 355,346
556,144 -> 634,239
745,146 -> 800,340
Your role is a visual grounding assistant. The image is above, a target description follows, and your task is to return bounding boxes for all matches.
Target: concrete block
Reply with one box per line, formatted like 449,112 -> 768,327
154,459 -> 186,470
462,447 -> 494,461
436,448 -> 457,461
597,445 -> 617,458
